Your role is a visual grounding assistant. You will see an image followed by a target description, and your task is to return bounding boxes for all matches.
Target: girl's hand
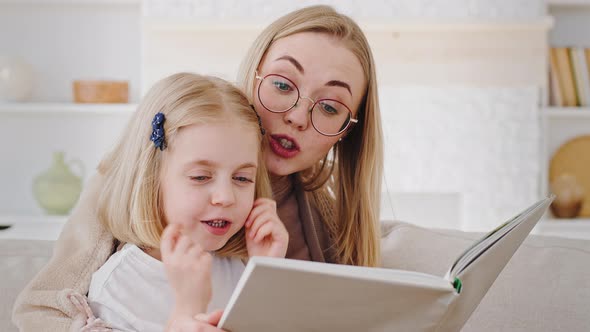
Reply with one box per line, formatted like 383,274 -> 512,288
244,198 -> 289,258
165,309 -> 226,332
161,224 -> 212,316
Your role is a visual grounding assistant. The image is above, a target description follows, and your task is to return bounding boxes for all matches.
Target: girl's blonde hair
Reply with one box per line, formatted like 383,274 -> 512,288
238,5 -> 383,266
97,73 -> 271,258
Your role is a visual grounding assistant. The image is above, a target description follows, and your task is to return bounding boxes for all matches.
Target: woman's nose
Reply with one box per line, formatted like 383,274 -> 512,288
210,181 -> 235,207
283,96 -> 312,130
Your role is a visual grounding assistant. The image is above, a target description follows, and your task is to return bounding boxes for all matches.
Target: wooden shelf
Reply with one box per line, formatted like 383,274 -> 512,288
0,102 -> 137,114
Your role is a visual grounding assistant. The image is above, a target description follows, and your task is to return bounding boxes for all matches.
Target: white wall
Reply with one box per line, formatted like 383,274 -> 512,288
142,0 -> 549,231
0,0 -> 550,231
0,1 -> 140,214
0,1 -> 141,102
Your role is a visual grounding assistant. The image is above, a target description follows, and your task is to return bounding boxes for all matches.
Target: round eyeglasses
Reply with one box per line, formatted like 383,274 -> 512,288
256,73 -> 358,137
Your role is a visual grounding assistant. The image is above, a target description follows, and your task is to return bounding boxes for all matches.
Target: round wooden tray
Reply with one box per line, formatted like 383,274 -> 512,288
549,135 -> 590,217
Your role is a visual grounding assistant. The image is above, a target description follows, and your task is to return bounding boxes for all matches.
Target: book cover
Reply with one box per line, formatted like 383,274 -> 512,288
218,197 -> 553,332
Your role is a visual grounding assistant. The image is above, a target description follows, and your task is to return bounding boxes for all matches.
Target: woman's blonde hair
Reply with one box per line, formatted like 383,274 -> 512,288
238,5 -> 383,266
97,73 -> 271,258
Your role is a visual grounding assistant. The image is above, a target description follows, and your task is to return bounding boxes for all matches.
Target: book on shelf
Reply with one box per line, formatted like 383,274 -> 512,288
570,47 -> 590,107
217,196 -> 554,332
549,48 -> 564,107
550,47 -> 578,107
549,47 -> 590,108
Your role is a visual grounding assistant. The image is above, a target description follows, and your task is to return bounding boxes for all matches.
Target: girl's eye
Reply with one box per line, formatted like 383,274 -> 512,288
190,175 -> 210,182
233,176 -> 254,183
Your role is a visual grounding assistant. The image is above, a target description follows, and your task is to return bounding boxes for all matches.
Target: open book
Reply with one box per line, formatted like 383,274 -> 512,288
218,196 -> 553,332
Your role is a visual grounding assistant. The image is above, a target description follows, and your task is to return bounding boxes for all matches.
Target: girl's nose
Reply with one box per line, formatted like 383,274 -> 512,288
210,181 -> 235,207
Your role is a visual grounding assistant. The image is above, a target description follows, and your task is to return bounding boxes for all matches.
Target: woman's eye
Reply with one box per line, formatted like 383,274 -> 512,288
233,176 -> 254,183
272,80 -> 292,92
320,102 -> 339,115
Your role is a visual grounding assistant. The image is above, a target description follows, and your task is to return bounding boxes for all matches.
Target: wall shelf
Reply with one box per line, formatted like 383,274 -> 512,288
548,0 -> 590,6
543,107 -> 590,118
0,102 -> 137,114
0,214 -> 67,224
0,0 -> 140,5
0,215 -> 67,240
144,17 -> 555,32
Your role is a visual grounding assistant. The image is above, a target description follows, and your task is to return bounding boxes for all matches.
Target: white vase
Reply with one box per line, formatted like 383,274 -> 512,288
0,56 -> 34,102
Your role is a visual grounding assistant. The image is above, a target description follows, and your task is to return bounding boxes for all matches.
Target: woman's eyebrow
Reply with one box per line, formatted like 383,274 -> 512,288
326,80 -> 352,96
275,55 -> 304,73
275,55 -> 352,96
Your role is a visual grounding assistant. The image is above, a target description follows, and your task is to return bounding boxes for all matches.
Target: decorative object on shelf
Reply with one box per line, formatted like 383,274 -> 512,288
32,151 -> 84,215
550,135 -> 590,217
73,80 -> 129,103
0,56 -> 34,102
549,174 -> 585,218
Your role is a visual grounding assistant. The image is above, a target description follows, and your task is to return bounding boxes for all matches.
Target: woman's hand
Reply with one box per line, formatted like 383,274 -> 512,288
161,224 -> 212,317
244,198 -> 289,258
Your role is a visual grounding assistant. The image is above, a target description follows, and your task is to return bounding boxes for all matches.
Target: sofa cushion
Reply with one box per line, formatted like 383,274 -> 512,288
1,239 -> 54,332
381,220 -> 590,332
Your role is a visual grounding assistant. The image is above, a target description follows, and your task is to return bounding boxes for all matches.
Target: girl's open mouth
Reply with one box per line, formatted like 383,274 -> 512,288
201,220 -> 231,236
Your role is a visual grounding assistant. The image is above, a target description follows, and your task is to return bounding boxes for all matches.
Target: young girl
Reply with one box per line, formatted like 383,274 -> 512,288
14,5 -> 384,330
76,73 -> 288,331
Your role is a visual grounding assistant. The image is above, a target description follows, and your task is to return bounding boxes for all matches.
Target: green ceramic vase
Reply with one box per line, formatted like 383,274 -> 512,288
32,151 -> 84,215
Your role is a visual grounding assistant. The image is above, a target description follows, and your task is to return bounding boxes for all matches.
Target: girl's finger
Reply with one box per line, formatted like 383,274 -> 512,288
245,199 -> 276,227
161,224 -> 181,258
253,222 -> 276,243
188,243 -> 207,258
174,233 -> 192,254
247,213 -> 272,239
245,204 -> 266,228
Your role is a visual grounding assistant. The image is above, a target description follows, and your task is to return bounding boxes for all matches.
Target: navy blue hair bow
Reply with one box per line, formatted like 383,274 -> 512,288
150,112 -> 167,150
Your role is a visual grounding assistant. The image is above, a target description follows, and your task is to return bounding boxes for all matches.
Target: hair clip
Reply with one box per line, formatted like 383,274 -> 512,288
150,112 -> 167,150
250,105 -> 266,136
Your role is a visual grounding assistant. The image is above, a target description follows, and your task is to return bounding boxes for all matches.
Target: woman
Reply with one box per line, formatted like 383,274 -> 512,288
13,5 -> 383,331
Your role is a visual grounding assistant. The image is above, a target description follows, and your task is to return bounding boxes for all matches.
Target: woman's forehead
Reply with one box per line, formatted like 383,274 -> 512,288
261,32 -> 366,98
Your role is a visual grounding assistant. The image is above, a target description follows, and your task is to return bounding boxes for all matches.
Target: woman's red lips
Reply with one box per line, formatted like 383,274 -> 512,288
269,134 -> 300,158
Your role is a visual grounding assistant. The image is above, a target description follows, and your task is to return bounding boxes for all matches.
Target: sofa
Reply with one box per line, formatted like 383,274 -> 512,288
2,220 -> 589,331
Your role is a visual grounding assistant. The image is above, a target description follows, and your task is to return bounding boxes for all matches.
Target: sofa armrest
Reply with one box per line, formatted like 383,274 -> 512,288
380,220 -> 590,332
0,239 -> 55,332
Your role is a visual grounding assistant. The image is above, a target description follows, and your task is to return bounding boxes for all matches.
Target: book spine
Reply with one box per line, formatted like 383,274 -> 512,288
549,47 -> 563,107
555,47 -> 578,107
570,47 -> 589,107
575,47 -> 590,107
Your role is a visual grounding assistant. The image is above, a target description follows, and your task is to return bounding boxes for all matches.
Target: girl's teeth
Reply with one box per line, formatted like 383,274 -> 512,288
207,220 -> 227,228
279,138 -> 294,149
